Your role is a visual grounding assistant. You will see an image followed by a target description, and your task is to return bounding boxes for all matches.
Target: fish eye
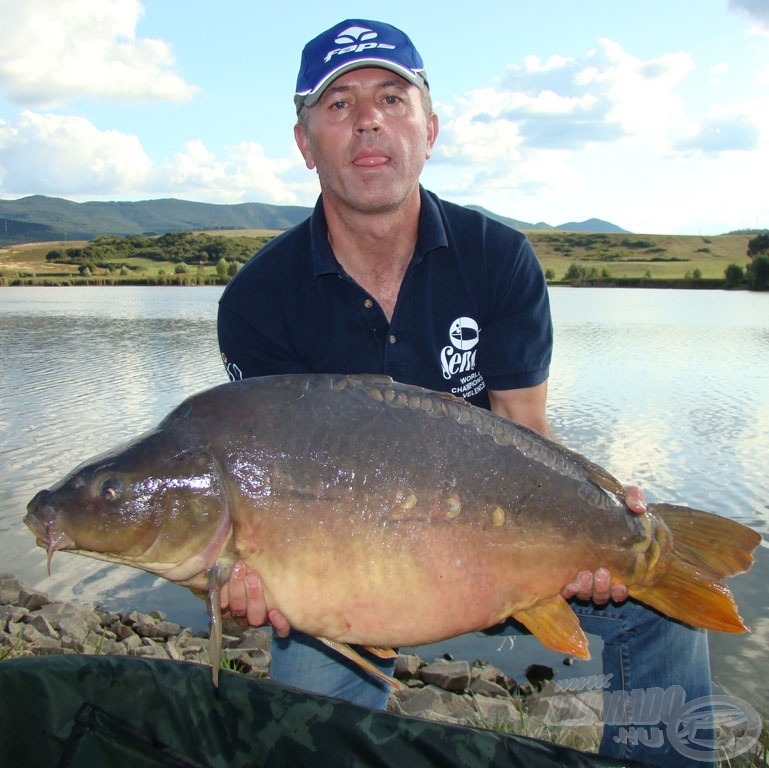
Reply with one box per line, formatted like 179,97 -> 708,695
101,479 -> 123,502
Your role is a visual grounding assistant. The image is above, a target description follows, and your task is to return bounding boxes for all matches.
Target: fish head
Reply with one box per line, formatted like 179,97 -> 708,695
25,425 -> 232,582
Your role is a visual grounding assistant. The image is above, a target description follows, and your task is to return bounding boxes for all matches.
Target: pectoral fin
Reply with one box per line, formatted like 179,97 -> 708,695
206,561 -> 232,687
512,595 -> 590,660
320,638 -> 403,689
362,645 -> 398,659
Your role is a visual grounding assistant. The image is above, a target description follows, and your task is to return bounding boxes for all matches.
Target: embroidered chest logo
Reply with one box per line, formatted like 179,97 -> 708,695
440,317 -> 485,399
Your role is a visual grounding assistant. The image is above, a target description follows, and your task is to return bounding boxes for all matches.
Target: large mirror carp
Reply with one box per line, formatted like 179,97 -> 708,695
26,374 -> 761,685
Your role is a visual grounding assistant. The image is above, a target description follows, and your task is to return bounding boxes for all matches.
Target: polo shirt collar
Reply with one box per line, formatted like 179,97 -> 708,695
310,187 -> 448,278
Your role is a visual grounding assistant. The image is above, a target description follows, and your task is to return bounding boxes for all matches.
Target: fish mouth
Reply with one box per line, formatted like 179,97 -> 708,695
25,491 -> 76,575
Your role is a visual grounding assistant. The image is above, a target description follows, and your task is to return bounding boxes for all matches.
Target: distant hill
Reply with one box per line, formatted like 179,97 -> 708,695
0,196 -> 312,246
0,195 -> 628,246
466,205 -> 629,234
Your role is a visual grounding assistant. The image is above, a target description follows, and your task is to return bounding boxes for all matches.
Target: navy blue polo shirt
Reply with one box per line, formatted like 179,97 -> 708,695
217,187 -> 552,410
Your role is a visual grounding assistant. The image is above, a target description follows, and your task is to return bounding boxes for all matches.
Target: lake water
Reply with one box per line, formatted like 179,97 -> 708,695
1,286 -> 768,711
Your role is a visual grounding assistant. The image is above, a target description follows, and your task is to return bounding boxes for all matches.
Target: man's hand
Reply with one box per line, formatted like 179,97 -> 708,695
220,560 -> 290,638
561,485 -> 647,605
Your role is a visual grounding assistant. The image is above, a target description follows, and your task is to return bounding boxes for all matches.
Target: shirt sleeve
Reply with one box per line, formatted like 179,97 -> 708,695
217,296 -> 311,381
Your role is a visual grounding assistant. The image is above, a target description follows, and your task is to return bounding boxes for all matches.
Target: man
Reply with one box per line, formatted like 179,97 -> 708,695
217,20 -> 712,767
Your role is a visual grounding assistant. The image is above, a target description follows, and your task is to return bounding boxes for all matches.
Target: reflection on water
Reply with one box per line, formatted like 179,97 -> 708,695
0,287 -> 226,629
1,286 -> 768,710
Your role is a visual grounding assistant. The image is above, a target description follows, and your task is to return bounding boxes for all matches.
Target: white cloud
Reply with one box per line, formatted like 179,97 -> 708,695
422,33 -> 769,234
436,39 -> 693,168
0,0 -> 197,107
0,111 -> 152,195
729,0 -> 769,31
430,38 -> 697,214
158,139 -> 308,204
674,114 -> 760,153
0,110 -> 312,205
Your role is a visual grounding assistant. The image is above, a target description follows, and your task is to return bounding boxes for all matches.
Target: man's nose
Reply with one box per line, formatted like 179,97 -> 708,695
353,101 -> 383,132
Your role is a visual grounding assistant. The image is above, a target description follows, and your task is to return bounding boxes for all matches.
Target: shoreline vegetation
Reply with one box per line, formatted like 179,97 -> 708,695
1,229 -> 767,290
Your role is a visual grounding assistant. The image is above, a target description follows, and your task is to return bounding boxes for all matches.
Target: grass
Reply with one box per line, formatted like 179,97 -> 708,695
471,696 -> 769,767
526,231 -> 752,282
0,230 -> 756,287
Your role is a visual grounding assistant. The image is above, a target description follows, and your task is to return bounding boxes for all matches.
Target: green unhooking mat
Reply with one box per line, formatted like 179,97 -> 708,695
0,656 -> 640,767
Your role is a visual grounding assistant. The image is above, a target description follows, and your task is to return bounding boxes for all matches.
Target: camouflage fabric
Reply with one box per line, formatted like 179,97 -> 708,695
0,656 -> 643,767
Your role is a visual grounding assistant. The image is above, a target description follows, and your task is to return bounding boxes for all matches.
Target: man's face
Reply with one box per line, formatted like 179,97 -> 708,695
294,67 -> 438,215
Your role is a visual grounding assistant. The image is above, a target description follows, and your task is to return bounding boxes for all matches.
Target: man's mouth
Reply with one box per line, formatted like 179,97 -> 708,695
352,152 -> 390,168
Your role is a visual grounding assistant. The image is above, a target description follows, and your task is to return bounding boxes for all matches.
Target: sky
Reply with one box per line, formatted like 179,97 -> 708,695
0,0 -> 767,235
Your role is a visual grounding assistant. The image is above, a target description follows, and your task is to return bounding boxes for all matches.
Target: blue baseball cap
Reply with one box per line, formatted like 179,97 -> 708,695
294,19 -> 429,113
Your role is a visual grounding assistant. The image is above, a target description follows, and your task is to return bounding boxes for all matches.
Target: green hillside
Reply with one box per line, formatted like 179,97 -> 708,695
0,228 -> 756,288
0,195 -> 311,245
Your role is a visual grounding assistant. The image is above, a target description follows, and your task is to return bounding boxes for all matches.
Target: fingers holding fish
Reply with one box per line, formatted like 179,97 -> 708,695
562,567 -> 629,605
220,560 -> 252,624
221,560 -> 290,636
623,485 -> 647,515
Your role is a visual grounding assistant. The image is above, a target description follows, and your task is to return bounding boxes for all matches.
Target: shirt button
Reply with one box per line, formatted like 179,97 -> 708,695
363,298 -> 374,309
389,335 -> 397,345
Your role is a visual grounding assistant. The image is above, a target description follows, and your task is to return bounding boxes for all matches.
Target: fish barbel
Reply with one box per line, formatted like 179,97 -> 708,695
25,374 -> 761,685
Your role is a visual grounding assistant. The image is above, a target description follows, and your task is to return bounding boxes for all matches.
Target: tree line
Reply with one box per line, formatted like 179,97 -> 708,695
724,233 -> 769,290
40,229 -> 769,290
557,233 -> 769,289
44,231 -> 270,280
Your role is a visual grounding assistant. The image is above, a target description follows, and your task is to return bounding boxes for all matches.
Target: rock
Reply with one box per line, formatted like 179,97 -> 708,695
128,643 -> 170,659
468,677 -> 509,698
19,588 -> 51,611
532,689 -> 603,728
0,574 -> 23,605
419,659 -> 471,692
0,605 -> 29,626
21,623 -> 61,649
234,628 -> 272,653
0,575 -> 50,610
394,653 -> 423,680
226,650 -> 270,677
473,695 -> 522,728
471,659 -> 517,693
111,621 -> 137,641
34,601 -> 101,629
395,684 -> 449,717
120,633 -> 143,652
94,607 -> 122,626
525,663 -> 555,691
122,610 -> 151,626
22,613 -> 59,639
133,619 -> 181,639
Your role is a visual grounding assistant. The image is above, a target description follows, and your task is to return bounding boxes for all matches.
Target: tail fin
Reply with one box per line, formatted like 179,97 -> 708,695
629,503 -> 761,634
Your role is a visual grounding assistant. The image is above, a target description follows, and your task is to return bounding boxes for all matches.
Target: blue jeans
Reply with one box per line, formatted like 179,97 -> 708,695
270,632 -> 396,709
270,600 -> 713,768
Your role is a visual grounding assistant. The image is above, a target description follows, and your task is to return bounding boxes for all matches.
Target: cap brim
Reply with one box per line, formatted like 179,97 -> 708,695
295,60 -> 427,112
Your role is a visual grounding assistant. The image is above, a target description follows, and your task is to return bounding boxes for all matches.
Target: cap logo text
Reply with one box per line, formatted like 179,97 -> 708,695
324,26 -> 396,63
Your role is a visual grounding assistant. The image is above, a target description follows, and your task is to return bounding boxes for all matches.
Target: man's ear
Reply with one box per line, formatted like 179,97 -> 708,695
294,122 -> 316,170
425,112 -> 439,159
